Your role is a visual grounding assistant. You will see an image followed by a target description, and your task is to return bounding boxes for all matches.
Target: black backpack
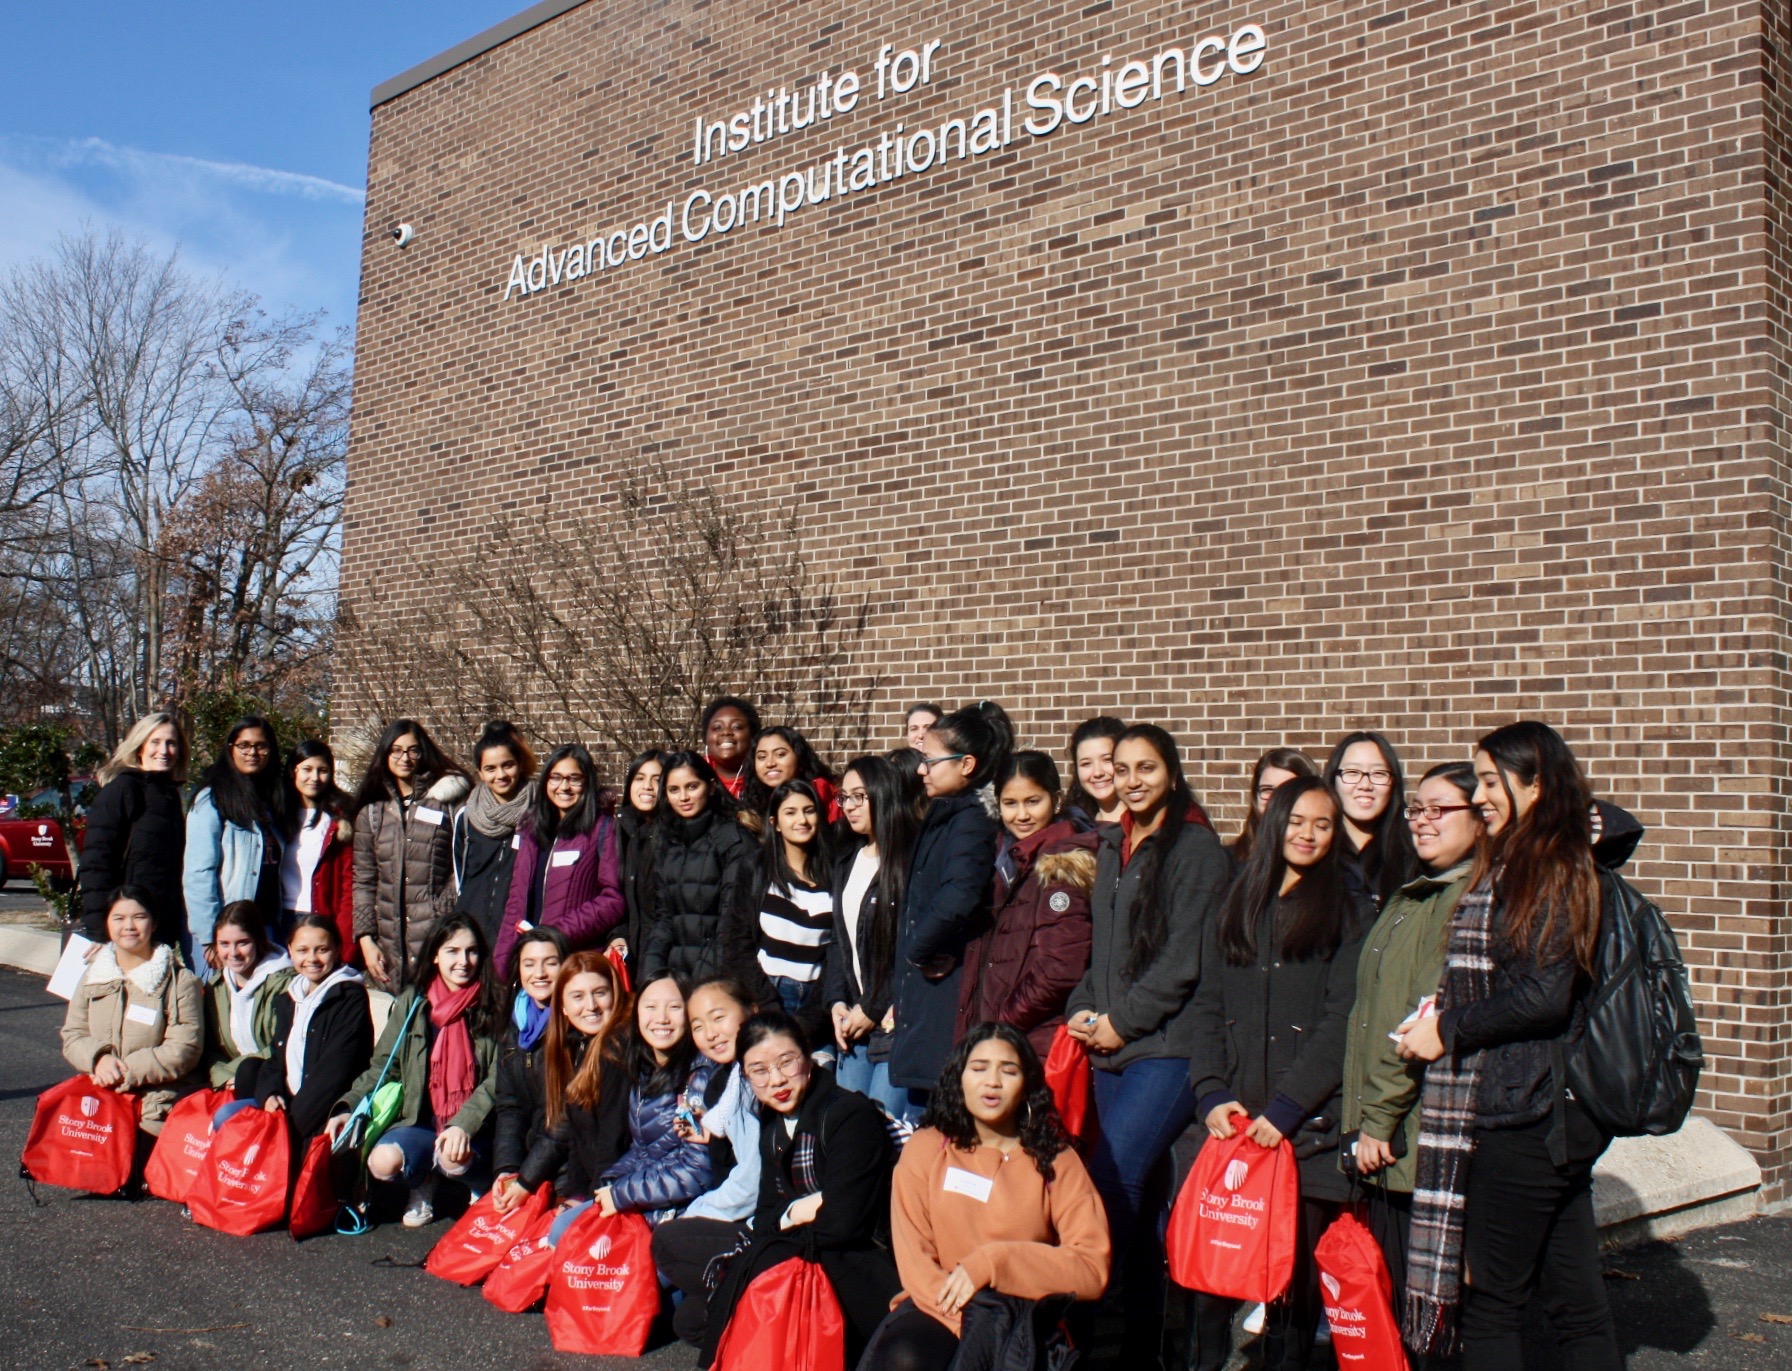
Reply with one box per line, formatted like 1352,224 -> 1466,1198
1565,870 -> 1702,1136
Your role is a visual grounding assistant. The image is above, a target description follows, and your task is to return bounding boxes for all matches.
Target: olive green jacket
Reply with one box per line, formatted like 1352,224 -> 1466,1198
335,985 -> 500,1137
203,958 -> 293,1089
1339,861 -> 1471,1193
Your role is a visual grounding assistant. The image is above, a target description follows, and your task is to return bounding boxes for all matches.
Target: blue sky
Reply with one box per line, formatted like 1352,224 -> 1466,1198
0,2 -> 528,329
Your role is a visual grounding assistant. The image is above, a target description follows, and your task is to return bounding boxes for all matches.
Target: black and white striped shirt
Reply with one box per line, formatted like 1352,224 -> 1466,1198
756,875 -> 835,984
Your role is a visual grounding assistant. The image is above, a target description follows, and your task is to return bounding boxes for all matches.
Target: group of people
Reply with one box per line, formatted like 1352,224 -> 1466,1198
56,697 -> 1635,1369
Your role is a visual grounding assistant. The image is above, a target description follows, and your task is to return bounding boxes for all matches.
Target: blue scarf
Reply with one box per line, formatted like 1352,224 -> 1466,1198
512,990 -> 550,1051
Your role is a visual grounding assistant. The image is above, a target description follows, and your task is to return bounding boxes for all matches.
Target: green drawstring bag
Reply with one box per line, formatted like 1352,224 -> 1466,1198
364,1080 -> 405,1154
334,992 -> 424,1159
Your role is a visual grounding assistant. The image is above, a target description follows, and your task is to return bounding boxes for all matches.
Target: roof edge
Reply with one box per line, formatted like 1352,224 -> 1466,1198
371,0 -> 590,109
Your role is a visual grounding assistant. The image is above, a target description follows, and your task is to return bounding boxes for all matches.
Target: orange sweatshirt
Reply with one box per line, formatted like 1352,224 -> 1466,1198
891,1126 -> 1111,1336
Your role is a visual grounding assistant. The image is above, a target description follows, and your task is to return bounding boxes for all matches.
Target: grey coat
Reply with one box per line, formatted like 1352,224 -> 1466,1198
1065,818 -> 1231,1072
353,773 -> 470,990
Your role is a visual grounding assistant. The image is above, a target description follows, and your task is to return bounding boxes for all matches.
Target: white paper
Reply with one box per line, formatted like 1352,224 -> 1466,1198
413,806 -> 445,827
942,1165 -> 994,1203
46,933 -> 97,1001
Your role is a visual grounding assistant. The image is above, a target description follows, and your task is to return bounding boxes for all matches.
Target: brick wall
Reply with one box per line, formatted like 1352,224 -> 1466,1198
343,0 -> 1790,1192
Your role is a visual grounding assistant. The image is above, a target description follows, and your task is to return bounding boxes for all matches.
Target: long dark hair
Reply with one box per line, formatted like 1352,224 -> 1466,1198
624,973 -> 697,1098
1218,775 -> 1351,965
1231,747 -> 1318,864
623,750 -> 668,818
654,750 -> 737,824
839,754 -> 921,1001
506,924 -> 571,1003
736,1007 -> 811,1060
530,743 -> 604,846
280,738 -> 352,840
922,1023 -> 1071,1183
994,749 -> 1062,800
1472,721 -> 1601,972
1063,715 -> 1126,820
352,718 -> 463,812
412,913 -> 503,1037
739,726 -> 834,817
928,701 -> 1015,791
1116,725 -> 1203,978
201,716 -> 282,832
759,779 -> 836,888
1323,731 -> 1418,906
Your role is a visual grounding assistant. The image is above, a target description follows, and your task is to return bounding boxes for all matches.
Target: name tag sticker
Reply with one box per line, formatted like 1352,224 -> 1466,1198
414,807 -> 445,826
125,1003 -> 160,1027
551,849 -> 580,868
511,834 -> 522,850
942,1166 -> 994,1203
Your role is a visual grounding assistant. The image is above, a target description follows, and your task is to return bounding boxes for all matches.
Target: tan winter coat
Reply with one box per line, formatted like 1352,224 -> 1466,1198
60,943 -> 204,1134
353,773 -> 470,991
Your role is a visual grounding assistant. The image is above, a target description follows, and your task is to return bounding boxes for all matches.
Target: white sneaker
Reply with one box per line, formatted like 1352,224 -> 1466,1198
1242,1302 -> 1267,1336
401,1186 -> 436,1228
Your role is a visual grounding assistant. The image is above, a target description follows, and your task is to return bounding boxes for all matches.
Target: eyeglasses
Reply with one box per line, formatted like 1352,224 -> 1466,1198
1337,768 -> 1394,789
743,1050 -> 809,1085
546,774 -> 586,789
232,741 -> 270,755
1255,785 -> 1278,803
838,790 -> 869,808
1405,803 -> 1477,823
918,753 -> 967,772
388,746 -> 423,760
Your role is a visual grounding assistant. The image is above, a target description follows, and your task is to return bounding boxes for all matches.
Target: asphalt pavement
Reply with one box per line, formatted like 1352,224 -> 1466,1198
2,963 -> 1790,1370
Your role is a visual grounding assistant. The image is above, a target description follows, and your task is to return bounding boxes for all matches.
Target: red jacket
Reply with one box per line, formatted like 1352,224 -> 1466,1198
302,819 -> 359,968
956,820 -> 1097,1056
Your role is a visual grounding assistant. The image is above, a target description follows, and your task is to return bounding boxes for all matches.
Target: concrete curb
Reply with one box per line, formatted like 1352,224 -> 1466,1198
0,924 -> 59,976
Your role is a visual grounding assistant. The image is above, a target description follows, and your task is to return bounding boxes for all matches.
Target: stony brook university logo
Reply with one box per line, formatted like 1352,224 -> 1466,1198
1223,1158 -> 1251,1192
79,1096 -> 100,1119
1322,1273 -> 1342,1302
588,1234 -> 614,1261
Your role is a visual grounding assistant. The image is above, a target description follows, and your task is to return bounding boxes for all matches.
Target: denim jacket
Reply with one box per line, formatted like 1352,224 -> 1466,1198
182,788 -> 268,968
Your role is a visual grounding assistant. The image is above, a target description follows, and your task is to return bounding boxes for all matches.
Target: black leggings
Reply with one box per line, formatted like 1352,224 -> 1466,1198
859,1301 -> 960,1371
1460,1117 -> 1619,1371
1187,1196 -> 1341,1371
649,1216 -> 749,1346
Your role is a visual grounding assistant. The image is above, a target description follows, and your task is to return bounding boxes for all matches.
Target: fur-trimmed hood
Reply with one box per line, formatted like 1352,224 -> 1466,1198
1036,846 -> 1098,895
424,772 -> 471,807
83,941 -> 175,996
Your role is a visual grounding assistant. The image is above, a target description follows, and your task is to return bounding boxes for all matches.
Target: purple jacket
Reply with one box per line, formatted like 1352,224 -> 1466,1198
494,817 -> 624,976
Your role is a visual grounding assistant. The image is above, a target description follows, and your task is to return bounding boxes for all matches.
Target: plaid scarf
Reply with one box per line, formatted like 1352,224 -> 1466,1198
1404,877 -> 1494,1356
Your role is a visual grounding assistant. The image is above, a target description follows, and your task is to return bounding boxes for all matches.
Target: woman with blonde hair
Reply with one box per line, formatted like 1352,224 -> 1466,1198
78,713 -> 190,947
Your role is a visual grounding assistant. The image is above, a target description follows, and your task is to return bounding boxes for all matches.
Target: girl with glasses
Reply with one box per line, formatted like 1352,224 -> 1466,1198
1229,746 -> 1317,866
1323,730 -> 1419,911
1338,760 -> 1485,1309
183,716 -> 284,972
491,743 -> 624,978
349,719 -> 470,991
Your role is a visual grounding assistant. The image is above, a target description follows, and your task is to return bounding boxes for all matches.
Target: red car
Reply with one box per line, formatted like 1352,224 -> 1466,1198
0,788 -> 81,890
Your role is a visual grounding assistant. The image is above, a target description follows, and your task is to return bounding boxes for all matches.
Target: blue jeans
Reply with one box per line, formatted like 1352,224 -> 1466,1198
1088,1057 -> 1198,1336
835,1039 -> 926,1124
375,1125 -> 485,1188
769,974 -> 817,1016
547,1198 -> 594,1247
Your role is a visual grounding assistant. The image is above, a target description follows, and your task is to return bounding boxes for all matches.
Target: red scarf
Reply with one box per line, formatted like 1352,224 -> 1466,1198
427,978 -> 481,1128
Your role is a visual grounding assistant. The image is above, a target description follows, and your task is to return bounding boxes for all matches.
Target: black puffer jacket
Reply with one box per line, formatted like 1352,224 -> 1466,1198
493,1033 -> 548,1179
641,807 -> 756,982
1187,890 -> 1371,1201
78,771 -> 187,941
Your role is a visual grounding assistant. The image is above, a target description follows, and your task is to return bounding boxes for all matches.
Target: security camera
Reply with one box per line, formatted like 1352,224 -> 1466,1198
391,223 -> 415,248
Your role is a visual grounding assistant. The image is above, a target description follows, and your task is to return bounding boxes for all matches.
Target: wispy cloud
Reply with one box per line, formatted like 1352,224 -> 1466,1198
45,136 -> 364,204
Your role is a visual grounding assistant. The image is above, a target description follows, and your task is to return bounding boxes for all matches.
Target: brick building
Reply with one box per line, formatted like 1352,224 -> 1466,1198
343,0 -> 1792,1193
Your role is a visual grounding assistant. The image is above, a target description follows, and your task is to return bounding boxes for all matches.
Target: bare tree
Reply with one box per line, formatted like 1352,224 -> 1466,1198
338,470 -> 882,767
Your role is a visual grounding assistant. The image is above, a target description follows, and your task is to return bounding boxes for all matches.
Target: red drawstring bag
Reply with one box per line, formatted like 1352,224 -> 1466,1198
606,946 -> 632,994
1043,1025 -> 1094,1140
143,1087 -> 227,1203
21,1078 -> 139,1196
287,1132 -> 337,1240
1166,1126 -> 1300,1304
188,1105 -> 292,1236
427,1185 -> 553,1285
1315,1209 -> 1408,1370
482,1204 -> 562,1313
544,1208 -> 660,1355
712,1257 -> 847,1371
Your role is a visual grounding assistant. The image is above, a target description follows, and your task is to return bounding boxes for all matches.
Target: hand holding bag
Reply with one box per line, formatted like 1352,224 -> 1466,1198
543,1208 -> 660,1355
20,1077 -> 139,1196
189,1105 -> 292,1236
1166,1124 -> 1300,1304
426,1184 -> 553,1285
1043,1024 -> 1095,1141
